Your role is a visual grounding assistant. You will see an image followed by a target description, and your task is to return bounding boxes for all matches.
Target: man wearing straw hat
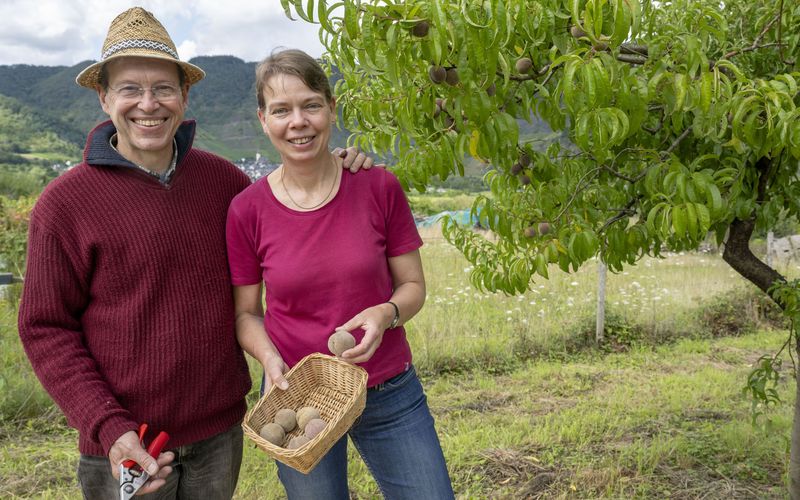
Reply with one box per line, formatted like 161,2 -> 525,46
17,6 -> 373,498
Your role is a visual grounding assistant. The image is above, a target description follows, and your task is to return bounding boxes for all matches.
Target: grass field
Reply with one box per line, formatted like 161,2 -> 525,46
0,228 -> 794,498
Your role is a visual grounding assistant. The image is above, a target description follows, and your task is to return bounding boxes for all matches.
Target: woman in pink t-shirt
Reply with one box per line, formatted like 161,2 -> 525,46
226,49 -> 454,499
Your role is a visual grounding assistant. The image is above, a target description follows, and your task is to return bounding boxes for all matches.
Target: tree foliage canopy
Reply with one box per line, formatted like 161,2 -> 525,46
281,0 -> 799,295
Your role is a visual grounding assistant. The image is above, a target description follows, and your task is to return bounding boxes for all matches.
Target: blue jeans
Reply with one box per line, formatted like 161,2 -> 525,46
77,424 -> 242,499
276,366 -> 454,499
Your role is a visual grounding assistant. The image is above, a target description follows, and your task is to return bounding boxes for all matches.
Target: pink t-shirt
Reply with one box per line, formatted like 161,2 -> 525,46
226,167 -> 422,386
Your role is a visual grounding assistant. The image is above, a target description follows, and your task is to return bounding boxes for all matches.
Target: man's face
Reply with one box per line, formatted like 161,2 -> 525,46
98,57 -> 188,170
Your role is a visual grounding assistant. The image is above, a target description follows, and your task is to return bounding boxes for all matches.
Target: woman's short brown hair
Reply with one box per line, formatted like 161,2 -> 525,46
255,49 -> 332,109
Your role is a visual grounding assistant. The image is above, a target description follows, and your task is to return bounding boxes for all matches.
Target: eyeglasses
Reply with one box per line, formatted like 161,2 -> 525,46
108,84 -> 181,101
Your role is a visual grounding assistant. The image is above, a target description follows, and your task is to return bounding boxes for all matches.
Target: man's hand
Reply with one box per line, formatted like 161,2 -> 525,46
332,147 -> 385,173
110,430 -> 174,495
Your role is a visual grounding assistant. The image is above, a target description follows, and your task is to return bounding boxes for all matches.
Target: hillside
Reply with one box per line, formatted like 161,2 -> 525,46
0,94 -> 80,196
0,56 -> 358,163
0,56 -> 560,195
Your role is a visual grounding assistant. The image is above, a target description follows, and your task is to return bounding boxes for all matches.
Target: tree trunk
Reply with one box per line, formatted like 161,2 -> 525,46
792,337 -> 800,500
596,261 -> 606,343
721,158 -> 784,301
722,156 -> 800,496
721,217 -> 784,299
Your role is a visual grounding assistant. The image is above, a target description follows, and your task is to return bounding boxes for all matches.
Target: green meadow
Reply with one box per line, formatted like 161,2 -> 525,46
0,227 -> 793,498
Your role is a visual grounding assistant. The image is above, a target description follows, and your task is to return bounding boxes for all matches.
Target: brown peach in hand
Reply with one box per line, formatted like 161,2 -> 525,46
328,330 -> 356,357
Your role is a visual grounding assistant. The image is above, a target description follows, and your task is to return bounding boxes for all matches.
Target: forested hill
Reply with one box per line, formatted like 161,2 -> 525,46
0,55 -> 353,163
0,55 -> 556,196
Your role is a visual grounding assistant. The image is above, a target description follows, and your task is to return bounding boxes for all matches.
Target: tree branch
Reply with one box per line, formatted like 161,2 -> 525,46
552,166 -> 604,222
723,217 -> 785,302
777,0 -> 795,66
630,128 -> 694,183
502,63 -> 555,82
620,43 -> 648,57
642,123 -> 662,134
617,54 -> 647,65
602,166 -> 637,183
600,197 -> 640,232
754,10 -> 782,47
722,157 -> 786,304
664,128 -> 692,155
722,42 -> 785,60
601,148 -> 655,183
642,106 -> 666,134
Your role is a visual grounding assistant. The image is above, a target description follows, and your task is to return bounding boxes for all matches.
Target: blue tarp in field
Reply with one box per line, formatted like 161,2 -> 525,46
416,209 -> 482,228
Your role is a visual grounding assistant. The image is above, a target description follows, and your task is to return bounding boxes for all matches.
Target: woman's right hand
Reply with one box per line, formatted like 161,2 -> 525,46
262,351 -> 289,393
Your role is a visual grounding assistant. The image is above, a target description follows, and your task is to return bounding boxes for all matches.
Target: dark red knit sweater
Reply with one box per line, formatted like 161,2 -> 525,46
18,120 -> 252,456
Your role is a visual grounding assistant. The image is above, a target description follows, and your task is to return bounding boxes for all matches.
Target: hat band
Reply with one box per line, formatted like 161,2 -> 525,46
102,39 -> 179,61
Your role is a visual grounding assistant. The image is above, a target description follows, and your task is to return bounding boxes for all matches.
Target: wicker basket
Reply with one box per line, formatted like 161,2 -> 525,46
242,353 -> 368,473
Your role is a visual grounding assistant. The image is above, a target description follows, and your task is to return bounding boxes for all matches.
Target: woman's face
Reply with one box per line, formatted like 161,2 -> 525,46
257,73 -> 336,166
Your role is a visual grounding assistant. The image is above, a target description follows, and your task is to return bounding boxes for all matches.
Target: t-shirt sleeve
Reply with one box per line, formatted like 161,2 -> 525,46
226,196 -> 263,286
383,170 -> 423,257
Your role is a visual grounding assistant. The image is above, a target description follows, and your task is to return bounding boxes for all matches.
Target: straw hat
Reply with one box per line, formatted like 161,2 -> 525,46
76,7 -> 204,88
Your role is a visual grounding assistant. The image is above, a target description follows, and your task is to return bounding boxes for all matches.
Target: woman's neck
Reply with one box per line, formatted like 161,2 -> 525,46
271,153 -> 343,211
281,154 -> 337,189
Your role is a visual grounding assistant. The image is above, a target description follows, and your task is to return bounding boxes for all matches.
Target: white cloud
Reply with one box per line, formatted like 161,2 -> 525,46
177,40 -> 198,62
183,0 -> 323,62
0,0 -> 325,66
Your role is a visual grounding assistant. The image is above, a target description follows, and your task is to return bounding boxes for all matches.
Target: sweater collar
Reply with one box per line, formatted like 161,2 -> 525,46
84,119 -> 196,170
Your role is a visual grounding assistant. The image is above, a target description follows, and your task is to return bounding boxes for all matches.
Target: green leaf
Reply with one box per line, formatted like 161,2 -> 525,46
280,0 -> 296,20
699,71 -> 713,113
344,0 -> 360,38
317,0 -> 335,33
574,110 -> 592,151
685,202 -> 699,240
705,183 -> 724,218
607,107 -> 629,145
591,0 -> 604,38
431,0 -> 448,53
659,206 -> 672,237
461,0 -> 490,28
571,0 -> 583,28
469,130 -> 481,159
676,173 -> 688,202
535,253 -> 549,279
302,0 -> 316,22
582,62 -> 597,109
646,202 -> 666,232
644,165 -> 661,197
611,0 -> 630,45
672,204 -> 687,238
590,58 -> 611,107
627,0 -> 641,37
696,203 -> 711,234
562,57 -> 581,113
673,73 -> 687,113
494,0 -> 512,48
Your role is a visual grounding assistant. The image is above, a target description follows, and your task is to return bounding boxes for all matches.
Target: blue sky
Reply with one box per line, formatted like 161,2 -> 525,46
1,1 -> 326,66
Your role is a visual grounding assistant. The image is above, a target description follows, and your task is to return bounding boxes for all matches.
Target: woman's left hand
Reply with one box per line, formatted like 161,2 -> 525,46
335,303 -> 395,364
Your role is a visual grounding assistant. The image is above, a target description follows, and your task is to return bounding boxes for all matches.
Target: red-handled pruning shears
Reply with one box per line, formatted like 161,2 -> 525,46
118,423 -> 169,500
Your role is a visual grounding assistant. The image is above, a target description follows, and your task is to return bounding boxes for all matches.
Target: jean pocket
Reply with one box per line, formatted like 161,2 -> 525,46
381,365 -> 416,390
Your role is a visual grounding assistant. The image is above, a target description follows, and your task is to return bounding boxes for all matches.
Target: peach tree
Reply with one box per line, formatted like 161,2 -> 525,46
280,0 -> 799,491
